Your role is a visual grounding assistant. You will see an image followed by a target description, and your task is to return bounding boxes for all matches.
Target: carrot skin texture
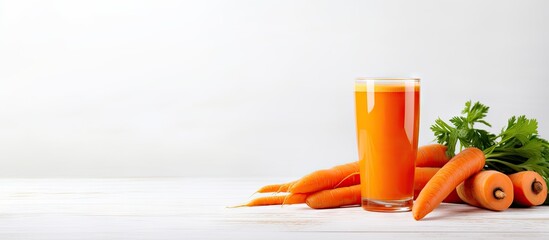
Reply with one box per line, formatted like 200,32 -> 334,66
414,168 -> 442,190
416,144 -> 449,168
412,147 -> 486,220
456,170 -> 514,211
257,181 -> 296,193
508,171 -> 548,206
306,185 -> 361,209
443,189 -> 465,204
414,167 -> 463,204
289,162 -> 360,194
413,189 -> 462,204
334,172 -> 360,189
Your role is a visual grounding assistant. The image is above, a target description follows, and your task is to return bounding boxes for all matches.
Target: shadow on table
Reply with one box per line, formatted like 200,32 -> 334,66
421,203 -> 483,221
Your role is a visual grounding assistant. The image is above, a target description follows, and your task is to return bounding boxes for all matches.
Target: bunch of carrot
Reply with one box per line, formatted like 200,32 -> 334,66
235,101 -> 549,221
415,101 -> 549,219
413,147 -> 546,220
236,144 -> 547,220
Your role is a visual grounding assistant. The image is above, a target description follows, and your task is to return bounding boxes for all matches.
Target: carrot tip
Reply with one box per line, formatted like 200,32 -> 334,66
413,212 -> 424,221
226,204 -> 247,208
532,181 -> 543,194
494,189 -> 506,200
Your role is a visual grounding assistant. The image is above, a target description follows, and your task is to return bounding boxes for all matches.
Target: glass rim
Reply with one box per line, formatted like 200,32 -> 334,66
355,77 -> 420,81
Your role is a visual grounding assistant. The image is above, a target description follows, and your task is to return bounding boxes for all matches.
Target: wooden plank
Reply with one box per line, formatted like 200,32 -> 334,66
0,178 -> 547,239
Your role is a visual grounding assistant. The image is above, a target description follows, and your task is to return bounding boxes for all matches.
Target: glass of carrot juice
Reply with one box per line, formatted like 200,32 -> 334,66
355,78 -> 420,212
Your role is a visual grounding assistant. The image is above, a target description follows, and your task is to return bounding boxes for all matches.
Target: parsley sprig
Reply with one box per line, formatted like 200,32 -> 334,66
431,101 -> 495,158
431,101 -> 549,204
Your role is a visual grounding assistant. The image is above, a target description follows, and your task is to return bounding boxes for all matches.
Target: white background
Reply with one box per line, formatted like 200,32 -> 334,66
0,0 -> 547,178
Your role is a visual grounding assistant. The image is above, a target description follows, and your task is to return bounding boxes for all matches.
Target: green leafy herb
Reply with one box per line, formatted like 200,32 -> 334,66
430,101 -> 495,158
431,101 -> 549,205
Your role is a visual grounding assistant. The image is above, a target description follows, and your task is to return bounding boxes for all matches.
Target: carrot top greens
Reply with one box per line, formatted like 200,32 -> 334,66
431,101 -> 549,205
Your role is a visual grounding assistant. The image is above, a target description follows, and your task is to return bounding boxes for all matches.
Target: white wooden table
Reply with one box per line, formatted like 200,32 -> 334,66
0,178 -> 547,239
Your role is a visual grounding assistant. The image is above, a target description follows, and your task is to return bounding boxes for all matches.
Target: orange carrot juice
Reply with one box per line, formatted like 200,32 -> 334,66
355,78 -> 420,212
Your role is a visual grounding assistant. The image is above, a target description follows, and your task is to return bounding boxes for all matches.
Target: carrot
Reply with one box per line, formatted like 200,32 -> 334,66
416,144 -> 449,167
412,147 -> 485,220
508,171 -> 548,206
288,162 -> 360,194
334,172 -> 360,189
456,170 -> 514,211
306,185 -> 361,209
414,167 -> 463,204
414,189 -> 462,204
232,193 -> 308,207
256,181 -> 296,193
443,189 -> 464,204
414,167 -> 441,190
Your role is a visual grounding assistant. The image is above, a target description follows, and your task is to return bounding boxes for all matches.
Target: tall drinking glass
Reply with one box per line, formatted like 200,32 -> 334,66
355,78 -> 420,212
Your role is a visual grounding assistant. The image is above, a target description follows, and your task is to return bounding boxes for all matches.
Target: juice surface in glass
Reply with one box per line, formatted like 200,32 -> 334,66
355,78 -> 420,212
